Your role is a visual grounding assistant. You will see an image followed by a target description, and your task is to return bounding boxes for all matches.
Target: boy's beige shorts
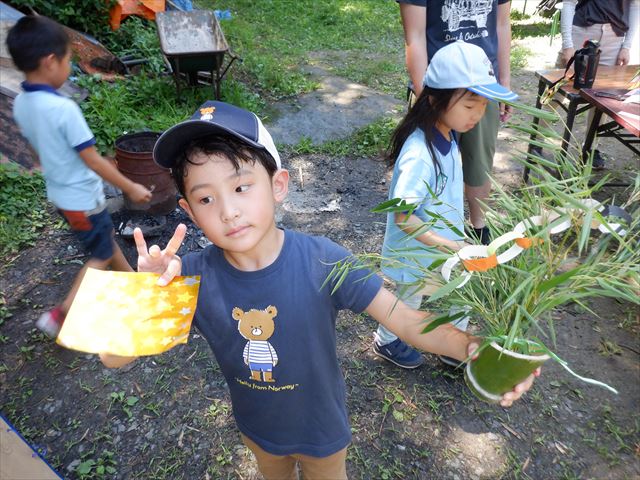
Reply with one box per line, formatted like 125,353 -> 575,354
241,433 -> 348,480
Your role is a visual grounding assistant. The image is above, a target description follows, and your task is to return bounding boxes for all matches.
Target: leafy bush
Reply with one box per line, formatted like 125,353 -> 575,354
100,17 -> 166,74
7,0 -> 115,38
77,73 -> 264,154
0,164 -> 49,256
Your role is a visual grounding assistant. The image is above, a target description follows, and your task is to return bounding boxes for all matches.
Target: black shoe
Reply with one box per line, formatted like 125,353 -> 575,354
590,149 -> 606,170
438,355 -> 465,368
465,226 -> 491,246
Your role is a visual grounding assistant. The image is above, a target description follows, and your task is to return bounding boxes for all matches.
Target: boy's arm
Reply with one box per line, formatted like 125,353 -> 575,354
364,286 -> 538,407
395,212 -> 467,252
400,2 -> 428,98
619,0 -> 639,65
78,146 -> 152,204
365,286 -> 472,360
496,1 -> 512,122
560,0 -> 577,65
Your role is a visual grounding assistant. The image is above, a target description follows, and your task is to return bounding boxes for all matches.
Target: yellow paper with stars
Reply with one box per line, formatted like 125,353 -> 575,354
57,268 -> 200,356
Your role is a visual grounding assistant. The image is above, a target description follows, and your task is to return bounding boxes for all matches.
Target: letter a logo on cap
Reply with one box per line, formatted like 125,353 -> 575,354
200,106 -> 216,121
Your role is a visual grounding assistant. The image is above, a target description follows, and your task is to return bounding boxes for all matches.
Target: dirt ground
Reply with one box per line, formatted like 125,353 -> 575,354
2,39 -> 640,479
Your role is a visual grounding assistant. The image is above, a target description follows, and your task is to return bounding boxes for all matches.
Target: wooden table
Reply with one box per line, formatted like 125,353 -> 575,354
580,88 -> 640,157
523,65 -> 637,183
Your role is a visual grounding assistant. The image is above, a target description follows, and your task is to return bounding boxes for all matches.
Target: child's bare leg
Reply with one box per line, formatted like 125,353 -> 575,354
108,239 -> 133,272
465,181 -> 491,229
59,257 -> 110,315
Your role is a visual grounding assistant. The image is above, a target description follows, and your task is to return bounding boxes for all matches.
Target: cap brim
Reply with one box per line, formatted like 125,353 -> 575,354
469,83 -> 519,102
153,120 -> 265,169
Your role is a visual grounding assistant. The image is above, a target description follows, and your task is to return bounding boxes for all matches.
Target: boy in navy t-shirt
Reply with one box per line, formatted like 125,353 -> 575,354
101,101 -> 536,479
6,16 -> 152,337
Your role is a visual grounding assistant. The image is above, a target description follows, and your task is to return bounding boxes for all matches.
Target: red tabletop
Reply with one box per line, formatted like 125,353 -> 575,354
579,88 -> 640,137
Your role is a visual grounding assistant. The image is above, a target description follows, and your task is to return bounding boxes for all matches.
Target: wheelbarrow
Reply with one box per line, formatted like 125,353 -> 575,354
156,10 -> 240,99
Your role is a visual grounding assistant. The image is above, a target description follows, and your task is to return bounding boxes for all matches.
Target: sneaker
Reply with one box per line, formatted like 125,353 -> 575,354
35,307 -> 65,338
438,311 -> 470,368
373,338 -> 424,369
591,149 -> 606,170
438,355 -> 465,368
465,226 -> 491,246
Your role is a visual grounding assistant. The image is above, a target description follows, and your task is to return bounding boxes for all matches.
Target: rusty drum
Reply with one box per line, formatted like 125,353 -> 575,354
115,132 -> 177,215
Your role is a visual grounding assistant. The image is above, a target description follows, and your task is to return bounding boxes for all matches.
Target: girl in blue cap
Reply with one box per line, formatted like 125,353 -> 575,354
372,41 -> 518,369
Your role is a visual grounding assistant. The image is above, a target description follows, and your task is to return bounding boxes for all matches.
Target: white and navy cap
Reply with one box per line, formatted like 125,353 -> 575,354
153,100 -> 281,169
424,41 -> 518,102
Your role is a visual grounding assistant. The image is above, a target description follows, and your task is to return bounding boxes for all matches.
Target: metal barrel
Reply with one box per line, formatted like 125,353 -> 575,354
115,132 -> 177,215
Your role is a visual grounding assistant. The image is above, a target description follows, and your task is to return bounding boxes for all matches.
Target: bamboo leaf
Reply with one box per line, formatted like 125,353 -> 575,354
537,266 -> 582,293
421,310 -> 466,334
426,275 -> 466,302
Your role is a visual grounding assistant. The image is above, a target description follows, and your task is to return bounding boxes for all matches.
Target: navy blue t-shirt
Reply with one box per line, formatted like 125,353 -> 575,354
182,229 -> 383,457
398,0 -> 510,74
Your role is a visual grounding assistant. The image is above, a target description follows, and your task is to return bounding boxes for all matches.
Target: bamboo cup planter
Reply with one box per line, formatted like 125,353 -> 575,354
464,341 -> 550,403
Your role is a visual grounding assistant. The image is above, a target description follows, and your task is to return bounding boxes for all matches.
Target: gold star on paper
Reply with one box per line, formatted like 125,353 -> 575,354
136,289 -> 154,301
156,300 -> 171,312
158,319 -> 176,331
177,291 -> 194,303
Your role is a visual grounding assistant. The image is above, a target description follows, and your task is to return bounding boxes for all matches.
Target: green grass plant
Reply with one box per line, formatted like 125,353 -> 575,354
77,73 -> 263,154
511,9 -> 553,39
289,115 -> 399,158
197,0 -> 405,98
101,17 -> 166,74
325,116 -> 640,394
511,44 -> 533,72
8,0 -> 114,38
0,164 -> 49,258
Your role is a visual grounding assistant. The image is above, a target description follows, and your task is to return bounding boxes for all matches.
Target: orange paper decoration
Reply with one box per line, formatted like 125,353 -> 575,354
461,254 -> 498,272
109,0 -> 166,30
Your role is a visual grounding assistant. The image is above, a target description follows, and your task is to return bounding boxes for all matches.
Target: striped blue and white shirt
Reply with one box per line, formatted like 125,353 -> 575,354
243,340 -> 278,365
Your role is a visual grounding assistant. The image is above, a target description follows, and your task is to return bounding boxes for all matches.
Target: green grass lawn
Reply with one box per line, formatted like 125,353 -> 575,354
78,2 -> 551,154
198,0 -> 405,98
77,1 -> 408,155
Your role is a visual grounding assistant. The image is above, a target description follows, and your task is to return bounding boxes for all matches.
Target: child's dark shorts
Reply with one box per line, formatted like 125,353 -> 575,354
58,206 -> 115,261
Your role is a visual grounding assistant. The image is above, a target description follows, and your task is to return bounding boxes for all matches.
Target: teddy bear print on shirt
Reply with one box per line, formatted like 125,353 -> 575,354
232,305 -> 279,383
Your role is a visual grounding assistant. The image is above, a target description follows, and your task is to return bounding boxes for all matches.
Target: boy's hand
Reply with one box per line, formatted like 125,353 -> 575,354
561,47 -> 575,68
135,223 -> 186,286
499,103 -> 513,123
127,183 -> 153,204
99,352 -> 137,368
466,342 -> 541,408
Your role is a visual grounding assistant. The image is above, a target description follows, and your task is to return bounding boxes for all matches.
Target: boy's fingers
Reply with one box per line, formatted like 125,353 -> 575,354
466,341 -> 480,360
499,398 -> 514,407
499,372 -> 537,407
133,227 -> 149,257
164,223 -> 187,257
149,244 -> 162,258
157,257 -> 181,286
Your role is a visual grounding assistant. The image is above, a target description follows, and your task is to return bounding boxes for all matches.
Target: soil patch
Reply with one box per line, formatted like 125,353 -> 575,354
1,146 -> 638,479
1,41 -> 639,479
266,63 -> 404,146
